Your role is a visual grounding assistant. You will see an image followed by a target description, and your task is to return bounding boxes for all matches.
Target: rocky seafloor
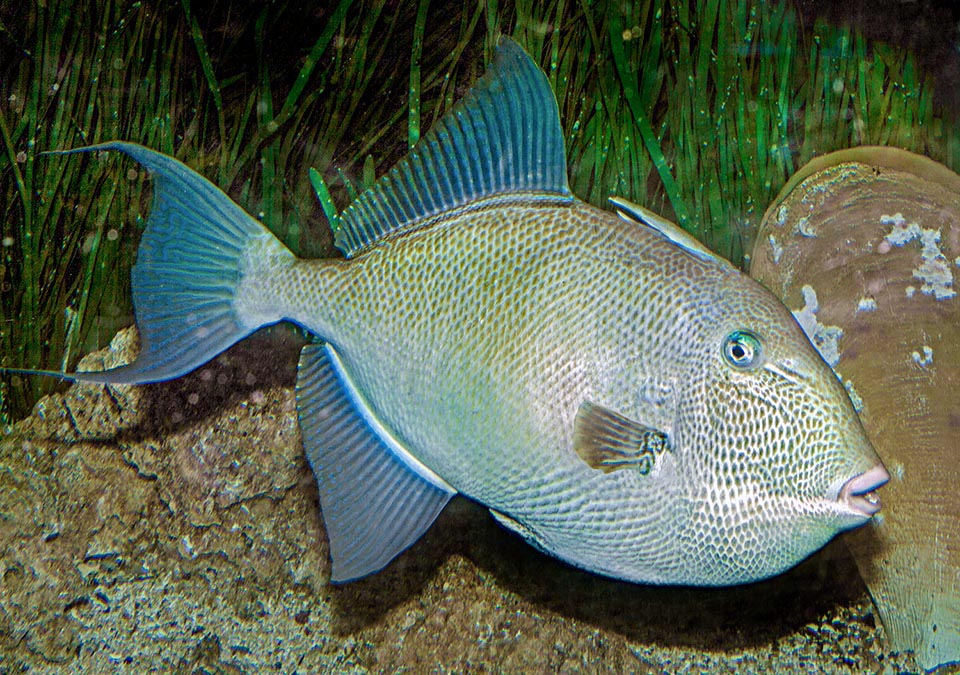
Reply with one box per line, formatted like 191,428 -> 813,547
0,327 -> 942,674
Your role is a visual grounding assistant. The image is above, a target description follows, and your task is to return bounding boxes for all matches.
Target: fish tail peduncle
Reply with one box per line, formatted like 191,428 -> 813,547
57,142 -> 294,385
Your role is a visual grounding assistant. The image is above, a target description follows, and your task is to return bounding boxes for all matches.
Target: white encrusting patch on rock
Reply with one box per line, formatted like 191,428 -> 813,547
768,234 -> 783,264
776,204 -> 789,227
844,379 -> 864,412
911,345 -> 934,368
881,212 -> 957,300
795,216 -> 816,238
793,285 -> 844,368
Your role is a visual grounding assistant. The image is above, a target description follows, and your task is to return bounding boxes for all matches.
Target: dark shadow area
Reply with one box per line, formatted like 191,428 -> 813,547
330,496 -> 870,651
115,324 -> 306,441
792,0 -> 960,110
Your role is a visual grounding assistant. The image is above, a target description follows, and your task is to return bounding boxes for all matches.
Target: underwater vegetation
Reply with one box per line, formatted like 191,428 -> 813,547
2,0 -> 959,424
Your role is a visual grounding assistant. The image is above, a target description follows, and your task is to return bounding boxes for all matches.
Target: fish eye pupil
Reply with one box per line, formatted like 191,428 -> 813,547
722,330 -> 761,369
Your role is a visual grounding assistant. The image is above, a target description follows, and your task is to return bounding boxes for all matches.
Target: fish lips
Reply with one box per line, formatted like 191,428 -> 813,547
832,464 -> 890,519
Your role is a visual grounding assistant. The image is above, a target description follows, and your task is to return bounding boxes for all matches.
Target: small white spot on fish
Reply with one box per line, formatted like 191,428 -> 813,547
911,345 -> 934,367
856,297 -> 877,313
906,286 -> 916,298
880,212 -> 908,231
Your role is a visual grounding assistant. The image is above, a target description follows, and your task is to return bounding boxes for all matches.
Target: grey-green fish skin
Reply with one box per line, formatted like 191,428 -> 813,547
52,38 -> 889,588
238,196 -> 884,585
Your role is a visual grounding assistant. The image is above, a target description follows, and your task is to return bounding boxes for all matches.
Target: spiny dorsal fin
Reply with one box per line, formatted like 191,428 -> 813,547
609,196 -> 724,265
335,37 -> 572,257
573,401 -> 670,475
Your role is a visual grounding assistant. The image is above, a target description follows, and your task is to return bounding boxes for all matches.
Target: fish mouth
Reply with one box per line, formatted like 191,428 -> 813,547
837,464 -> 889,517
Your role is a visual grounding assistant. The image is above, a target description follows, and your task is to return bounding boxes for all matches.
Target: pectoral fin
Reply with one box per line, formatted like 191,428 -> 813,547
573,401 -> 670,475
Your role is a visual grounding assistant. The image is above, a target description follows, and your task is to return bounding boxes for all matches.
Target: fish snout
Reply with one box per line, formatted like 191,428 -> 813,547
837,464 -> 890,517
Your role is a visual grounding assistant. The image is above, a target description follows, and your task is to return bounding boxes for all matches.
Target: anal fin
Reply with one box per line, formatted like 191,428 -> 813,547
296,344 -> 456,583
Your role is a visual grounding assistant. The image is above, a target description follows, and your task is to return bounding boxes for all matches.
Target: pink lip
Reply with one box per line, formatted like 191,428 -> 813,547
838,464 -> 890,517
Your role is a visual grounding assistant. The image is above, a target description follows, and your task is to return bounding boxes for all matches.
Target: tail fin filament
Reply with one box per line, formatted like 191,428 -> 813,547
57,142 -> 292,384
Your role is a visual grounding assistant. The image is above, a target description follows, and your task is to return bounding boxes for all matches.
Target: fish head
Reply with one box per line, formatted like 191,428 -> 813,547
670,272 -> 888,585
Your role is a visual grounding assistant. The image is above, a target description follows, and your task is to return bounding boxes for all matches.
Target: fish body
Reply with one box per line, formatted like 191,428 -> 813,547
57,38 -> 887,586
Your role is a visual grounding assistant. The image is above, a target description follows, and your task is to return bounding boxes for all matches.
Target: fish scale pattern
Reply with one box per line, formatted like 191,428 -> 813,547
276,195 -> 882,585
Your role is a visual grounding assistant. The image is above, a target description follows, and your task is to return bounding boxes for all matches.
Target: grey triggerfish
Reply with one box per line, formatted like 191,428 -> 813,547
46,37 -> 888,586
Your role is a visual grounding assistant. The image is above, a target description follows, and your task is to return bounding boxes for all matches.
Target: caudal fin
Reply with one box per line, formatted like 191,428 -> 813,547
57,142 -> 292,384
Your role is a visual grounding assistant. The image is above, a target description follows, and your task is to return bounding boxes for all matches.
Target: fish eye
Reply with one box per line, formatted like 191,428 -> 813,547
722,330 -> 762,370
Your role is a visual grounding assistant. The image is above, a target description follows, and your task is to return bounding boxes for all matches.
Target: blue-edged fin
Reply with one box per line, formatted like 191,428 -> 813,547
47,142 -> 290,384
573,401 -> 670,475
609,196 -> 723,265
296,344 -> 457,583
335,37 -> 573,257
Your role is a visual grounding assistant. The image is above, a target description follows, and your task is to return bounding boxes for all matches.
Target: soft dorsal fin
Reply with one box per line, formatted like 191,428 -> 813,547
573,401 -> 670,475
335,37 -> 572,257
609,196 -> 723,265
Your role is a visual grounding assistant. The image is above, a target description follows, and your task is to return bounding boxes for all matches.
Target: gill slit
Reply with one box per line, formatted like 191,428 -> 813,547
762,361 -> 806,386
